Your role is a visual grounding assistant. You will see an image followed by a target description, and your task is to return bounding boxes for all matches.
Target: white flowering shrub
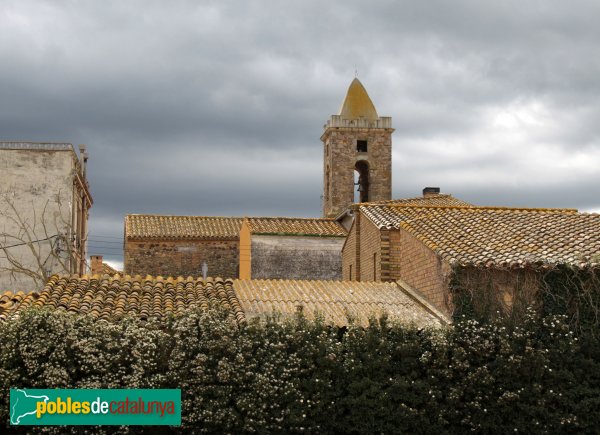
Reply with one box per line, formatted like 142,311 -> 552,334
0,307 -> 598,434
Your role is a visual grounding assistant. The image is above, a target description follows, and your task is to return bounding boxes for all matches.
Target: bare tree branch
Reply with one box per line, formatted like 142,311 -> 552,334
0,191 -> 76,290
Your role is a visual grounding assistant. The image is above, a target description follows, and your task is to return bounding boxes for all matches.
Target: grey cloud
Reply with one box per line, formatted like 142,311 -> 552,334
1,0 -> 599,262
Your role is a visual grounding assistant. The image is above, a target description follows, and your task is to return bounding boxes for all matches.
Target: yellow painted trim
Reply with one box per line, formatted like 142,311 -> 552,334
239,218 -> 252,279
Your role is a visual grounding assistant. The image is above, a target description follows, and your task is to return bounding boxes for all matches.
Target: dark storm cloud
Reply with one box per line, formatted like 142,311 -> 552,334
1,0 -> 599,267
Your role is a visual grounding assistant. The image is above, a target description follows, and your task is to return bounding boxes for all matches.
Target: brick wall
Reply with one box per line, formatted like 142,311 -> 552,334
389,229 -> 452,314
359,216 -> 382,281
342,221 -> 357,280
124,239 -> 239,278
251,235 -> 343,280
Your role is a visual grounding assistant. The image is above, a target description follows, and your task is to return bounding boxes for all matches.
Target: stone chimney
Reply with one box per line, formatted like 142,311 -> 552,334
91,255 -> 103,275
423,187 -> 440,197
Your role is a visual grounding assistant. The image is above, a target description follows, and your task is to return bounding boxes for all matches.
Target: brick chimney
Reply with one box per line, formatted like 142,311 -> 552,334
423,187 -> 440,197
90,255 -> 103,275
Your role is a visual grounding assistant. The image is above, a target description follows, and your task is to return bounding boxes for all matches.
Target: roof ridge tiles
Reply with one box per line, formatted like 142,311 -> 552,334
362,204 -> 579,213
246,216 -> 338,221
126,214 -> 244,219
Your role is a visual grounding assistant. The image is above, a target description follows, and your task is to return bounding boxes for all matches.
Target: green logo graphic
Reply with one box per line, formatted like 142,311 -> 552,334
9,389 -> 181,426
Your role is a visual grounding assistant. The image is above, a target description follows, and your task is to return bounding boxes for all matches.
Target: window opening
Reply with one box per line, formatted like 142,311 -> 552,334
354,160 -> 369,203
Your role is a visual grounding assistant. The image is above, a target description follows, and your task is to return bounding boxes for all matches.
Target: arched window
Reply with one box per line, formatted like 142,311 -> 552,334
354,160 -> 369,203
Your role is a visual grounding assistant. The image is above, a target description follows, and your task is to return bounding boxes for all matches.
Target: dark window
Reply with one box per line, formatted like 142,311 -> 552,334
357,140 -> 368,152
349,264 -> 353,280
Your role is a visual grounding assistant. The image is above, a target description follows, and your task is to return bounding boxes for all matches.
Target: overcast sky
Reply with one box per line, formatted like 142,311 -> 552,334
2,0 -> 600,267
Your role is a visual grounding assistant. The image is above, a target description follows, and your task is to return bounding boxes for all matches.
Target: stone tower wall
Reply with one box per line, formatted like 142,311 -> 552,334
322,125 -> 393,217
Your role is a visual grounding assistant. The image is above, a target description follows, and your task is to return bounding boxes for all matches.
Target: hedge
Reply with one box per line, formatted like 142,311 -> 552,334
1,307 -> 598,434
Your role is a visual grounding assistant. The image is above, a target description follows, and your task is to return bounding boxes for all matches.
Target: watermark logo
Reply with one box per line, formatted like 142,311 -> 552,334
10,389 -> 181,426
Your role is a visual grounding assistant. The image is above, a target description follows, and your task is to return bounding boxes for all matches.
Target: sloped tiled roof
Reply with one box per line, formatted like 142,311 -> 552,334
234,279 -> 445,328
102,262 -> 120,275
0,275 -> 246,324
366,194 -> 473,207
361,204 -> 600,268
125,215 -> 243,240
0,276 -> 446,328
246,217 -> 347,237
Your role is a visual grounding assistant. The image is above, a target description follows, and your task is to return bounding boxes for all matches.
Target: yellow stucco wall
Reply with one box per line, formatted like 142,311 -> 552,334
239,219 -> 252,279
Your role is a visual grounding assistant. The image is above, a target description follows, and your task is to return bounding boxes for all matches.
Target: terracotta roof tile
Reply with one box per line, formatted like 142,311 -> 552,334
246,217 -> 347,237
361,204 -> 600,268
234,279 -> 444,327
0,275 -> 245,324
125,215 -> 243,240
1,277 -> 445,328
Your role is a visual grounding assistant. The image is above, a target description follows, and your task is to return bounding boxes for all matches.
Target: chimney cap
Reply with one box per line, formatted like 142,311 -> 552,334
423,187 -> 441,196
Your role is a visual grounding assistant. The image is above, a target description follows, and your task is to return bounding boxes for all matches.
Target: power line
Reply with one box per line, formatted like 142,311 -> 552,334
88,245 -> 123,251
88,234 -> 122,239
0,235 -> 59,250
87,239 -> 122,244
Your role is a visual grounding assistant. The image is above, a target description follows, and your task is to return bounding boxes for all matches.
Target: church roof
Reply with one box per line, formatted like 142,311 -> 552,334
360,204 -> 600,269
0,275 -> 446,328
125,215 -> 243,240
338,78 -> 379,121
245,217 -> 347,237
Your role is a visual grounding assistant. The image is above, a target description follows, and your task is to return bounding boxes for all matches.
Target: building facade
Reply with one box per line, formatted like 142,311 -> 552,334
0,142 -> 92,292
124,215 -> 348,280
239,217 -> 347,280
124,215 -> 242,278
343,196 -> 600,317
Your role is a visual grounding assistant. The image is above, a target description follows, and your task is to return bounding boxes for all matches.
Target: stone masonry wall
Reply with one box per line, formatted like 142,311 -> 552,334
453,267 -> 541,317
389,229 -> 452,314
358,216 -> 382,281
251,235 -> 343,280
322,127 -> 392,218
124,239 -> 239,278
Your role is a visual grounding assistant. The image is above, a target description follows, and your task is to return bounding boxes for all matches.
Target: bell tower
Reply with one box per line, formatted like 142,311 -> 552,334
321,78 -> 393,218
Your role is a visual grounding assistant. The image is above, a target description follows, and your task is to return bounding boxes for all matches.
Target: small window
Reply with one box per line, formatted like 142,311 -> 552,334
357,140 -> 368,152
349,264 -> 353,280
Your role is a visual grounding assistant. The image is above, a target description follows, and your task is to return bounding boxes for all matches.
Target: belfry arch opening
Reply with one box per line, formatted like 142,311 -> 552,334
354,160 -> 369,203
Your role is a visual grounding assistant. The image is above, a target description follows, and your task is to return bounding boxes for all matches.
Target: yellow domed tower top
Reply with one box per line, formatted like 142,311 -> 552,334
338,78 -> 379,121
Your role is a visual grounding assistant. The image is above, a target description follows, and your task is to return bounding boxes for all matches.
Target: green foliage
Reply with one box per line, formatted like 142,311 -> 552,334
450,265 -> 600,336
0,307 -> 598,434
541,265 -> 600,334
